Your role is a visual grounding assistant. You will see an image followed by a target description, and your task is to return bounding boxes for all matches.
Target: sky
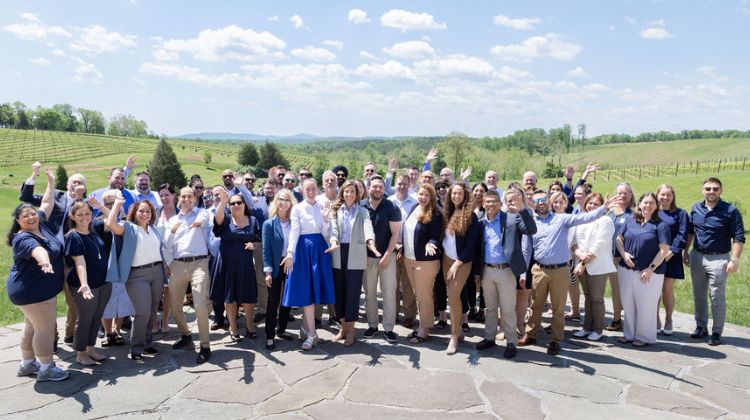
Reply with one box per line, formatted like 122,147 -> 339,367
1,0 -> 749,138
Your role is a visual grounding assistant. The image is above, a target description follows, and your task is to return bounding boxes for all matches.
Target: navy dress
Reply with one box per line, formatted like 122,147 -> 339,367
658,209 -> 689,279
7,221 -> 64,306
212,217 -> 260,304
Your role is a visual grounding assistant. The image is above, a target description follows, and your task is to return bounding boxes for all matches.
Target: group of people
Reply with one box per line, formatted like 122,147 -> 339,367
5,148 -> 745,384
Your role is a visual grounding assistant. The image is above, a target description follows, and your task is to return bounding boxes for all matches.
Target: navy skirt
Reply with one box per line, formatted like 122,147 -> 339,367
663,254 -> 685,279
282,233 -> 335,307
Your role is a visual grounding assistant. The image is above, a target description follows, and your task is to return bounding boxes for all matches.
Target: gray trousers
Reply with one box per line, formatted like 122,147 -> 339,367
72,283 -> 112,351
690,250 -> 729,334
126,264 -> 164,353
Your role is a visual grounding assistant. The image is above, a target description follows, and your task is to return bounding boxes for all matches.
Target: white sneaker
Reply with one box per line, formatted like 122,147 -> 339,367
36,363 -> 70,382
573,330 -> 591,338
17,360 -> 40,377
301,334 -> 318,351
588,331 -> 603,341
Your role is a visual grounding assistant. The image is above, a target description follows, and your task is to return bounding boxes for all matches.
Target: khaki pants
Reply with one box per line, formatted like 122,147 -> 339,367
403,258 -> 440,330
63,270 -> 77,339
19,297 -> 57,364
364,256 -> 398,331
442,256 -> 472,337
482,266 -> 518,344
580,271 -> 609,333
169,259 -> 211,347
526,265 -> 569,343
397,257 -> 418,320
253,242 -> 267,314
608,256 -> 623,320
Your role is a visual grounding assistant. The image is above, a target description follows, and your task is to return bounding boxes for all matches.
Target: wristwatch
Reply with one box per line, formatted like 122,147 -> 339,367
648,264 -> 656,270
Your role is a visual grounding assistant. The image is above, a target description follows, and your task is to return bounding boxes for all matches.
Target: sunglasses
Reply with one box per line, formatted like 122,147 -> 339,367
299,172 -> 312,177
277,173 -> 286,178
222,174 -> 233,179
229,201 -> 244,206
704,187 -> 720,192
533,197 -> 548,204
336,173 -> 347,178
284,178 -> 297,183
244,178 -> 255,182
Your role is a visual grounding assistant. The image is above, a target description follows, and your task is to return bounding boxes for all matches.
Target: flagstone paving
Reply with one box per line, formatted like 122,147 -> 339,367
0,299 -> 748,419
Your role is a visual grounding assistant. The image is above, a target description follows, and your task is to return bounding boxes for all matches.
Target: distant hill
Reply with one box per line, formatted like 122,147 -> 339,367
175,132 -> 414,144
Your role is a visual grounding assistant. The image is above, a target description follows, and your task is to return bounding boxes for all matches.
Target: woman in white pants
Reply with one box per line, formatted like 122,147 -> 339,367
615,192 -> 670,347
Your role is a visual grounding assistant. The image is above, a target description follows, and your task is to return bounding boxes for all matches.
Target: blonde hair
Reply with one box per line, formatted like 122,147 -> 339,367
269,188 -> 296,219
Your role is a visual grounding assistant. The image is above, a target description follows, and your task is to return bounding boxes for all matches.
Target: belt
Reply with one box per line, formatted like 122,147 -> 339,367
537,262 -> 568,269
485,263 -> 510,270
132,261 -> 162,270
695,249 -> 727,256
174,255 -> 208,263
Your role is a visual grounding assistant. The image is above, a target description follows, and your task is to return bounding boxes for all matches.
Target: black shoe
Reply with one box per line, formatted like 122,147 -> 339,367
245,329 -> 257,339
708,332 -> 722,346
276,331 -> 294,340
210,321 -> 225,331
130,352 -> 143,361
475,311 -> 486,323
196,346 -> 211,364
172,334 -> 193,350
467,308 -> 477,321
461,323 -> 470,333
504,343 -> 517,359
144,347 -> 158,355
253,313 -> 266,323
547,341 -> 561,356
363,327 -> 378,338
691,326 -> 709,339
384,331 -> 398,343
266,340 -> 275,350
53,340 -> 59,354
605,319 -> 622,332
121,316 -> 133,330
328,317 -> 340,327
476,338 -> 496,351
64,336 -> 74,344
314,318 -> 322,329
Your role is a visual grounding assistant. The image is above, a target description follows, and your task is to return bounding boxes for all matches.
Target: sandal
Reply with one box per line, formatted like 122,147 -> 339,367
102,333 -> 115,347
230,334 -> 242,343
617,337 -> 633,344
409,334 -> 427,344
435,320 -> 448,330
245,329 -> 257,339
114,332 -> 125,346
632,340 -> 647,347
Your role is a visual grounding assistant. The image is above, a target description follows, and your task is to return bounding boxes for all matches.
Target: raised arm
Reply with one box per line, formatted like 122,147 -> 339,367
106,197 -> 126,236
38,168 -> 56,220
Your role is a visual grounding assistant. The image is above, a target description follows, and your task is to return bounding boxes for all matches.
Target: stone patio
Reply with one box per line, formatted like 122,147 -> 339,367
0,299 -> 749,419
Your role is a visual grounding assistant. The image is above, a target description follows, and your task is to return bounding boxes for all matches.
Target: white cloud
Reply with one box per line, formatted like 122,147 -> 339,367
267,15 -> 279,22
290,15 -> 305,30
29,57 -> 50,66
70,56 -> 103,83
2,13 -> 72,42
567,66 -> 587,77
70,25 -> 137,54
323,40 -> 344,50
492,14 -> 541,30
380,9 -> 447,32
153,49 -> 179,61
290,46 -> 336,62
697,65 -> 727,82
348,9 -> 371,24
640,27 -> 674,40
160,25 -> 286,62
355,60 -> 417,80
20,12 -> 41,23
490,34 -> 582,62
383,40 -> 435,59
624,16 -> 637,25
414,55 -> 496,79
359,50 -> 378,60
52,48 -> 66,57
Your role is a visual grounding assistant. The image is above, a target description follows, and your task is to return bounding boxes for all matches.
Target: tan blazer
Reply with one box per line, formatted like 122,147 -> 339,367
329,204 -> 375,270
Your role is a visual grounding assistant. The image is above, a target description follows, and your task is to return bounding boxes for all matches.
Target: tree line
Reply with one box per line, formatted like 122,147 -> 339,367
0,101 -> 155,138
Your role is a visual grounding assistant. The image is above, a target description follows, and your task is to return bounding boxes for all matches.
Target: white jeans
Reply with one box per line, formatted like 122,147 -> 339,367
617,267 -> 664,343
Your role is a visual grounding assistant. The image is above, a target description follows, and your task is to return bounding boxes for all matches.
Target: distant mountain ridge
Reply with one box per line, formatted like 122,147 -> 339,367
176,132 -> 321,141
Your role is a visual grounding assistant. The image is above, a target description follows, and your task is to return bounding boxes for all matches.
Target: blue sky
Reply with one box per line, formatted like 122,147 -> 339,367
1,0 -> 749,137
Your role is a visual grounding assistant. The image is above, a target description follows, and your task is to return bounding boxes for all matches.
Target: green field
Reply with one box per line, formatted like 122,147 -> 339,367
0,129 -> 747,328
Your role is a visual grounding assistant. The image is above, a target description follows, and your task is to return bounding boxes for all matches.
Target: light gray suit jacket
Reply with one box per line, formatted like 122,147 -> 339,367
329,204 -> 375,270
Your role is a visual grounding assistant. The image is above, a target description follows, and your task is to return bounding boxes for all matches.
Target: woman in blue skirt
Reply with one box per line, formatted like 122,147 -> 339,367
281,178 -> 336,350
655,184 -> 689,335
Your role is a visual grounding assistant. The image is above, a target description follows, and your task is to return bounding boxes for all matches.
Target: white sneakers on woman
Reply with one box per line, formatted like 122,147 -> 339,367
302,334 -> 318,351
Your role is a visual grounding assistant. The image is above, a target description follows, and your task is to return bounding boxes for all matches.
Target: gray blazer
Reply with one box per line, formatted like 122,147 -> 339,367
329,204 -> 375,270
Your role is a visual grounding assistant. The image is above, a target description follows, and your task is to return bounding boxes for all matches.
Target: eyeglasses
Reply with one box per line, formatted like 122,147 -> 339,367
299,172 -> 312,177
533,197 -> 548,204
438,185 -> 448,190
244,178 -> 255,182
229,201 -> 244,206
284,178 -> 297,184
193,186 -> 204,190
276,197 -> 292,203
704,187 -> 720,192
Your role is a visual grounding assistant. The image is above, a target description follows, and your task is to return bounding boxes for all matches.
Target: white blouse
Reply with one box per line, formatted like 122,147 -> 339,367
442,229 -> 458,261
287,200 -> 328,256
403,208 -> 421,260
131,225 -> 162,267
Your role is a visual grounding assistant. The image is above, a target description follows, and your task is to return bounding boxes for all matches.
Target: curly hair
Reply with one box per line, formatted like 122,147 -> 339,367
444,183 -> 474,236
416,184 -> 437,225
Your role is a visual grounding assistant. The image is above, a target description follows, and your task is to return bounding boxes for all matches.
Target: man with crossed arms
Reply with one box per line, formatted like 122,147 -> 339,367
164,186 -> 212,364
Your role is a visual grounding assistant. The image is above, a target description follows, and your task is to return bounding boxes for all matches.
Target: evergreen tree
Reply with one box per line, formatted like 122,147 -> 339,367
55,163 -> 68,191
258,141 -> 289,170
148,139 -> 186,189
237,142 -> 259,166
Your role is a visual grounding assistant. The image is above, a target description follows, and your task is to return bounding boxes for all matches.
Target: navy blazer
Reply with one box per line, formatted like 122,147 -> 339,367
401,206 -> 443,261
474,208 -> 537,277
262,216 -> 286,278
452,213 -> 481,263
19,182 -> 69,234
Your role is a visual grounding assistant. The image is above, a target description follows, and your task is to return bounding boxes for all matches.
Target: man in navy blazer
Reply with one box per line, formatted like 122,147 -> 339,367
474,189 -> 536,358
